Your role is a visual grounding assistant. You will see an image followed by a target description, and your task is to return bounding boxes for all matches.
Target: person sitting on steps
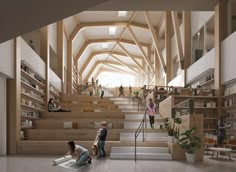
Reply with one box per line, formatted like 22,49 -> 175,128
48,98 -> 71,112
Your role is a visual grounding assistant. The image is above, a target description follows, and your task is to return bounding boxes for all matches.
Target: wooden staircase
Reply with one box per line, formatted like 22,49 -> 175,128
109,97 -> 172,160
18,95 -> 171,160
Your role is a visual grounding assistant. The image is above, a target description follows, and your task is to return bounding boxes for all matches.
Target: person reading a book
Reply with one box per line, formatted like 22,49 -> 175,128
65,141 -> 92,166
48,98 -> 71,112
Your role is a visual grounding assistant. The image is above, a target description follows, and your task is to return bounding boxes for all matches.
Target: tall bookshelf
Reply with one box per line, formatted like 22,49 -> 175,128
49,85 -> 61,103
189,69 -> 215,89
171,88 -> 218,135
20,61 -> 46,139
223,80 -> 236,138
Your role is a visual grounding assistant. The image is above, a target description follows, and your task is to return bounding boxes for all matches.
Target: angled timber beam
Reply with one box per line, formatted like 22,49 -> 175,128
70,21 -> 150,42
118,42 -> 146,74
75,38 -> 149,61
110,54 -> 138,73
166,11 -> 172,84
171,11 -> 184,69
103,63 -> 136,75
85,61 -> 136,82
84,61 -> 101,82
93,68 -> 134,82
127,26 -> 154,72
79,51 -> 142,76
93,67 -> 103,81
144,11 -> 166,73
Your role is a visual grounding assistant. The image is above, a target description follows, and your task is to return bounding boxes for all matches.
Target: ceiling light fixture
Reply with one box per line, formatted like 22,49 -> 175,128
109,26 -> 117,35
118,11 -> 128,17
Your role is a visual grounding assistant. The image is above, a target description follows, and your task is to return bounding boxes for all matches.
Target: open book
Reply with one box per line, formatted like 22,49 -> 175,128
53,155 -> 83,171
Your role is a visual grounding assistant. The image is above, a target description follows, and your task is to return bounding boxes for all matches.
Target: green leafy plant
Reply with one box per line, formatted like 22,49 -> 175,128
178,127 -> 202,154
160,117 -> 182,136
133,91 -> 139,97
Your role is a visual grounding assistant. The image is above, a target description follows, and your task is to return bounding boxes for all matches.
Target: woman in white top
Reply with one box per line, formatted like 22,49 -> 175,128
65,141 -> 91,166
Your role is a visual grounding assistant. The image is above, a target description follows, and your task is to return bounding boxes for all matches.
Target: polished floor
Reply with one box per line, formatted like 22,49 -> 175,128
0,155 -> 235,172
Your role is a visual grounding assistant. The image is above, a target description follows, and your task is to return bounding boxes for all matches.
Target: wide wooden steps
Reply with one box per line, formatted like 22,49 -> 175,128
40,112 -> 125,119
34,119 -> 124,129
25,128 -> 165,141
17,140 -> 168,155
34,118 -> 163,129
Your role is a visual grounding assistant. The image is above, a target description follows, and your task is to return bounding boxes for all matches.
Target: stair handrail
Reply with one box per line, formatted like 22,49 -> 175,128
134,104 -> 147,161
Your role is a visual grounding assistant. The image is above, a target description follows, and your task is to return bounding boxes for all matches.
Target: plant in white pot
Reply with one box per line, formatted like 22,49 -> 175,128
178,127 -> 202,163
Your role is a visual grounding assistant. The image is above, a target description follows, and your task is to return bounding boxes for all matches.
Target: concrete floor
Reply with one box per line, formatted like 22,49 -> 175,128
0,155 -> 235,172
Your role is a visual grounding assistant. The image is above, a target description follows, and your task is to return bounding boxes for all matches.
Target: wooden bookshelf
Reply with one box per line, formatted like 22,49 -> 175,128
21,92 -> 45,104
21,104 -> 45,112
21,115 -> 39,120
21,81 -> 45,96
49,85 -> 61,103
223,81 -> 236,137
20,61 -> 46,140
200,78 -> 214,87
171,89 -> 219,134
21,69 -> 45,88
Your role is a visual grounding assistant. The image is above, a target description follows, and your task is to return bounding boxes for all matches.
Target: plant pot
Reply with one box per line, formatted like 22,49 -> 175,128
168,136 -> 174,143
185,152 -> 196,163
173,138 -> 179,143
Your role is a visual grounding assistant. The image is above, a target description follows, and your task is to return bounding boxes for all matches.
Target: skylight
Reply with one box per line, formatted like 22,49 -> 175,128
102,43 -> 109,49
118,11 -> 128,17
109,26 -> 117,35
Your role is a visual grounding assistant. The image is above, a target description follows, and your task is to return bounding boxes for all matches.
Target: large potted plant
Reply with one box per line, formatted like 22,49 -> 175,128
160,117 -> 182,143
178,127 -> 202,163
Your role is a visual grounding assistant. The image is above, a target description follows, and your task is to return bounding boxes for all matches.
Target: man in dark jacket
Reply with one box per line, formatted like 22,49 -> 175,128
98,121 -> 107,158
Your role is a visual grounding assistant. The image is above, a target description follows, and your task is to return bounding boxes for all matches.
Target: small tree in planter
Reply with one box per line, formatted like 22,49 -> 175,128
160,117 -> 182,143
178,127 -> 202,163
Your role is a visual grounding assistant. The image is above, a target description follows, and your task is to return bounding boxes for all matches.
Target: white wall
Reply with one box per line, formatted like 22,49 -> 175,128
187,48 -> 215,84
21,37 -> 46,79
0,74 -> 6,155
168,69 -> 185,87
48,23 -> 57,53
49,68 -> 62,92
221,31 -> 236,84
191,11 -> 214,37
0,39 -> 14,78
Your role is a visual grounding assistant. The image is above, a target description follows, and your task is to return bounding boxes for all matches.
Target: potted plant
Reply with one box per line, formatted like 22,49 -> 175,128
178,127 -> 202,163
133,91 -> 139,98
160,117 -> 182,143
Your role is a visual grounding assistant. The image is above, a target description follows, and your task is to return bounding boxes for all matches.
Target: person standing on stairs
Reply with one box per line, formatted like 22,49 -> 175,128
97,121 -> 107,158
147,98 -> 156,129
119,85 -> 124,97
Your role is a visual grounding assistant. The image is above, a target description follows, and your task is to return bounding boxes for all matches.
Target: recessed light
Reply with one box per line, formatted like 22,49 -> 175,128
197,32 -> 200,36
118,11 -> 128,17
109,27 -> 117,35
